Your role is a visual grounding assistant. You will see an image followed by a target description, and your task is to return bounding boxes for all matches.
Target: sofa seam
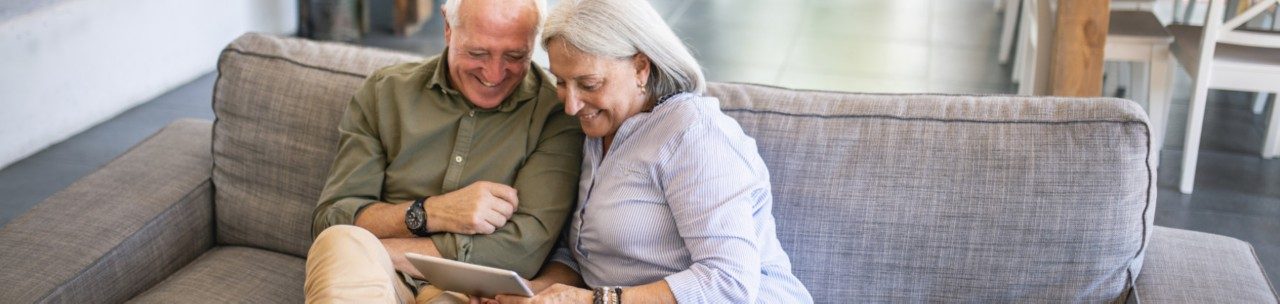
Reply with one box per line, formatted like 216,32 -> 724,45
220,48 -> 371,80
1128,120 -> 1155,303
37,178 -> 213,303
720,81 -> 1084,99
721,108 -> 1146,125
211,48 -> 225,245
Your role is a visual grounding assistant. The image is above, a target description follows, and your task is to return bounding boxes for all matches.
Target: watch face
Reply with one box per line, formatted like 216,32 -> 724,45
406,207 -> 424,230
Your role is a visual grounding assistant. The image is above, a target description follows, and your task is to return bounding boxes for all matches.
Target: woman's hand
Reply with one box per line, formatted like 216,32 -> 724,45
469,278 -> 563,304
493,283 -> 592,304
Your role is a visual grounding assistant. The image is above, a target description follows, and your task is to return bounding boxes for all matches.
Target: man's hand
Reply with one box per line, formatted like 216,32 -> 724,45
426,181 -> 519,234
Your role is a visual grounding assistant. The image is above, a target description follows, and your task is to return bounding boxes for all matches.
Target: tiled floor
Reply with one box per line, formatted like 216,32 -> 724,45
1,0 -> 1276,291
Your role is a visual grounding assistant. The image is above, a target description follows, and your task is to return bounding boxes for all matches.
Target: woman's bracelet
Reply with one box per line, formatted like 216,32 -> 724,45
592,286 -> 622,304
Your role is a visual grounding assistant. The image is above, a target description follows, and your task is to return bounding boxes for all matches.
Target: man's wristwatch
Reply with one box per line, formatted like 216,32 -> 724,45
405,197 -> 432,237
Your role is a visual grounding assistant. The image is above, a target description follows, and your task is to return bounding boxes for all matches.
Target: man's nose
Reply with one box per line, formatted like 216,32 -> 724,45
481,59 -> 505,84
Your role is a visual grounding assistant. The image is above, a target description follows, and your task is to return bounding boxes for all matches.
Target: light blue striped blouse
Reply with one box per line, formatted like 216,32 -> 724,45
550,93 -> 812,303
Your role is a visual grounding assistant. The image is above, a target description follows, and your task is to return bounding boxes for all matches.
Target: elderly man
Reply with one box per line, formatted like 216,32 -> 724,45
304,0 -> 581,302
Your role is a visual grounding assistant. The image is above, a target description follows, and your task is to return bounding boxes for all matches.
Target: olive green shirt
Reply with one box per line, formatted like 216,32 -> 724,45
312,54 -> 583,278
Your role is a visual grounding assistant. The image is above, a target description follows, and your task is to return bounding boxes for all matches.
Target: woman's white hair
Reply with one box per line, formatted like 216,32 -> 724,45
541,0 -> 706,97
442,0 -> 547,36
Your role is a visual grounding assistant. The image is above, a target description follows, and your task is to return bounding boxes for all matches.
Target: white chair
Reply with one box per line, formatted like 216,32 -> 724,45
1012,1 -> 1178,151
999,0 -> 1023,64
1013,0 -> 1054,95
1170,0 -> 1280,193
1106,10 -> 1177,151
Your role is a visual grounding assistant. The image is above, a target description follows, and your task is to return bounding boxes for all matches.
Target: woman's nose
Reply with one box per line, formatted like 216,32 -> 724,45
562,90 -> 582,115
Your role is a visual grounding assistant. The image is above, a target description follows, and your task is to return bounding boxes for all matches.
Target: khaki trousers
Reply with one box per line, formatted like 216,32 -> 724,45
305,225 -> 469,304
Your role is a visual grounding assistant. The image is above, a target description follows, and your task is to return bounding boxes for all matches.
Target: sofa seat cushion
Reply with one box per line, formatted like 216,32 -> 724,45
128,246 -> 304,303
1136,227 -> 1279,302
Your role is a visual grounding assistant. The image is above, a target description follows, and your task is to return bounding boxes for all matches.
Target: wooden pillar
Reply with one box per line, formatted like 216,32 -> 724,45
1049,0 -> 1110,96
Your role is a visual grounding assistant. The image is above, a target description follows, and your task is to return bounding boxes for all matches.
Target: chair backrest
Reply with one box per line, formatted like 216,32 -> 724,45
1209,0 -> 1280,48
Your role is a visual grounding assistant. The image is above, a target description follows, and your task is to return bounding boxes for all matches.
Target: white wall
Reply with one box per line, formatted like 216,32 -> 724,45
0,0 -> 297,170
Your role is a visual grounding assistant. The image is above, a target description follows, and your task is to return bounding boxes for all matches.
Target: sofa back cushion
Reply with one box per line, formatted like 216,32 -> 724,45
212,33 -> 419,256
706,83 -> 1155,303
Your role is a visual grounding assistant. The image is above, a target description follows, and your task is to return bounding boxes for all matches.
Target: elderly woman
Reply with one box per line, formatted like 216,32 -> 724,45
495,0 -> 812,303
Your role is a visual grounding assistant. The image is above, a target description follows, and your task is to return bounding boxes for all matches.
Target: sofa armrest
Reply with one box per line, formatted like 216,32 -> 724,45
0,119 -> 215,303
1135,226 -> 1278,303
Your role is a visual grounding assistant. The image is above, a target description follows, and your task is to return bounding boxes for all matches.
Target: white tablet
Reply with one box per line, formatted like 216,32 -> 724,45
405,252 -> 535,298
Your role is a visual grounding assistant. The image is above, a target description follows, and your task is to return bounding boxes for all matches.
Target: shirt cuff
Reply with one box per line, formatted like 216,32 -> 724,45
329,198 -> 377,226
429,232 -> 466,262
664,270 -> 705,303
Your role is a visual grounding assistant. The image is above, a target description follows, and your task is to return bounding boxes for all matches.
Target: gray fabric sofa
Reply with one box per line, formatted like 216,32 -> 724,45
0,33 -> 1275,303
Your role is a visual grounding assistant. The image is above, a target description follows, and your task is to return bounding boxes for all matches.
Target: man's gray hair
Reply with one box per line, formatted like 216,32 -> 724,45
442,0 -> 547,36
541,0 -> 706,97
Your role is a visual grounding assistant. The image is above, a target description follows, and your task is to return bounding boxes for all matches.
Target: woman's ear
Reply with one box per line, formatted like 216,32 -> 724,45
632,53 -> 651,86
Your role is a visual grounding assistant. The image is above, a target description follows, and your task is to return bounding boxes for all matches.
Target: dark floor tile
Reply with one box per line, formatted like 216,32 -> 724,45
1159,149 -> 1280,198
147,73 -> 218,113
1154,207 -> 1279,247
0,159 -> 98,229
0,73 -> 217,228
35,104 -> 210,165
1157,187 -> 1280,218
1252,243 -> 1280,294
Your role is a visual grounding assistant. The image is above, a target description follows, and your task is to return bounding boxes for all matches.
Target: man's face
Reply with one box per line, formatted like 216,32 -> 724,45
443,1 -> 538,109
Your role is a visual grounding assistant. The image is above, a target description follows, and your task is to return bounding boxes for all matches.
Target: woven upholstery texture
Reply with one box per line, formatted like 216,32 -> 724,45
707,83 -> 1157,302
213,33 -> 419,257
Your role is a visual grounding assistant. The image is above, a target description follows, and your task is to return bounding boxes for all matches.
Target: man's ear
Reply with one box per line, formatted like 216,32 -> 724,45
441,6 -> 452,46
633,53 -> 651,85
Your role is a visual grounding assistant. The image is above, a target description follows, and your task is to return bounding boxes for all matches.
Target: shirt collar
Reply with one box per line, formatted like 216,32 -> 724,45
425,48 -> 543,112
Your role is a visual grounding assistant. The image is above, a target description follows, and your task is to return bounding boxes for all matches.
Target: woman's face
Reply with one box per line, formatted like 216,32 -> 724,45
547,40 -> 651,140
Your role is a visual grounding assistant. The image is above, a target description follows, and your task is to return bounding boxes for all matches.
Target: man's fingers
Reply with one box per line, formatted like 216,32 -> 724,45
484,183 -> 520,208
481,210 -> 506,229
490,198 -> 515,218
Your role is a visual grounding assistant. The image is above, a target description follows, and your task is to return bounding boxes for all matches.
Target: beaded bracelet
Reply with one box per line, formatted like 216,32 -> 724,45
592,286 -> 622,304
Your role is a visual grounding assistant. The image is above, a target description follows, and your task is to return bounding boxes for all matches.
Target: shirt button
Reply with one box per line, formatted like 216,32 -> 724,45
468,110 -> 475,117
454,156 -> 463,163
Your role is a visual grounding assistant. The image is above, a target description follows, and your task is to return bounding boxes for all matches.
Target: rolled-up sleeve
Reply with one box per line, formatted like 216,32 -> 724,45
660,122 -> 763,303
449,105 -> 583,278
312,76 -> 386,239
